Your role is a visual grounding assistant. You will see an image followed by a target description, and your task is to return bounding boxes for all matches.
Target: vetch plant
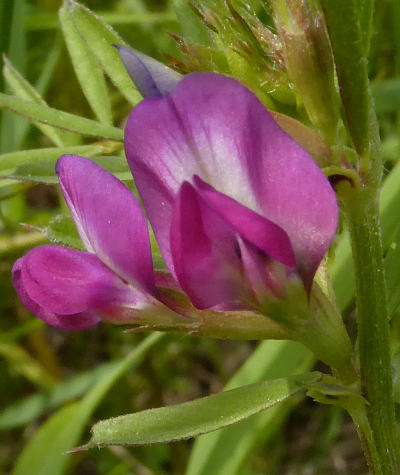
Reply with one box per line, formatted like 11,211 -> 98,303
13,69 -> 355,379
2,0 -> 400,473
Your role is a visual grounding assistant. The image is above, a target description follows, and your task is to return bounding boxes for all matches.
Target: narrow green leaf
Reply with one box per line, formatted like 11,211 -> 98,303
0,0 -> 27,153
44,215 -> 84,250
186,341 -> 313,475
320,0 -> 375,158
42,214 -> 165,265
59,5 -> 113,125
84,372 -> 320,448
0,144 -> 106,175
0,93 -> 124,140
67,1 -> 142,106
173,0 -> 211,46
12,404 -> 83,475
6,0 -> 26,75
3,39 -> 69,147
355,0 -> 374,54
3,56 -> 66,147
26,11 -> 175,30
12,333 -> 164,475
6,155 -> 131,184
91,156 -> 132,180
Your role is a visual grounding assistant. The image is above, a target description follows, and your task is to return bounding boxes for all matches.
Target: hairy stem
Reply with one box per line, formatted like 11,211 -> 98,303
339,182 -> 400,474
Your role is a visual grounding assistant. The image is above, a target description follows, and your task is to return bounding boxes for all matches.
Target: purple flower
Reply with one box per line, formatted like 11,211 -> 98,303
12,155 -> 165,330
124,73 -> 338,309
114,45 -> 181,99
13,71 -> 338,330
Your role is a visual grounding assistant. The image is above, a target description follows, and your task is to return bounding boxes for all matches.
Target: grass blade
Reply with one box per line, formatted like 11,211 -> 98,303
3,56 -> 67,147
0,93 -> 123,140
59,4 -> 113,125
0,144 -> 107,175
67,1 -> 142,106
0,0 -> 27,153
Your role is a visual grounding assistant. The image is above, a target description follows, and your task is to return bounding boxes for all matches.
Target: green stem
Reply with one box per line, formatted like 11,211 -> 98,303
345,396 -> 379,471
339,182 -> 400,474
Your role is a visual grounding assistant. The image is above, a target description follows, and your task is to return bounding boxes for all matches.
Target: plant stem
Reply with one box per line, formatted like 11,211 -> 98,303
339,181 -> 400,474
346,396 -> 379,472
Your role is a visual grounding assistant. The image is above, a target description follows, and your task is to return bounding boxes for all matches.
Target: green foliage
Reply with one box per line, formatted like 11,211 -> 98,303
85,372 -> 320,448
320,0 -> 378,169
332,158 -> 400,312
43,215 -> 84,250
0,360 -> 116,430
3,56 -> 68,147
168,0 -> 294,109
6,156 -> 131,185
373,79 -> 400,114
186,340 -> 313,475
59,4 -> 113,125
65,0 -> 142,106
173,0 -> 211,46
0,0 -> 27,153
0,93 -> 124,140
0,144 -> 106,177
12,333 -> 164,475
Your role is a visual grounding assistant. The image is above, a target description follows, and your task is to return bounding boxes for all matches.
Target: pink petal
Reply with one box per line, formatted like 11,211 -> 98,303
125,73 -> 337,285
20,246 -> 137,315
56,155 -> 155,294
115,45 -> 181,98
193,176 -> 295,269
170,182 -> 250,309
12,258 -> 100,331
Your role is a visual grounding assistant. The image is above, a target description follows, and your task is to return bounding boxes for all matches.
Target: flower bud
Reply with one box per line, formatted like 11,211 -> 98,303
273,0 -> 341,146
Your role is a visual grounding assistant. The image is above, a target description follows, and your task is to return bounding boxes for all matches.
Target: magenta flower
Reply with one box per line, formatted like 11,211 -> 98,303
124,73 -> 338,309
12,155 -> 164,330
114,45 -> 181,98
12,71 -> 338,330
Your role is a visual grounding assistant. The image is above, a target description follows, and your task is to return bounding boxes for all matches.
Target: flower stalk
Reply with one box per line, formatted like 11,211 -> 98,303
339,181 -> 400,474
